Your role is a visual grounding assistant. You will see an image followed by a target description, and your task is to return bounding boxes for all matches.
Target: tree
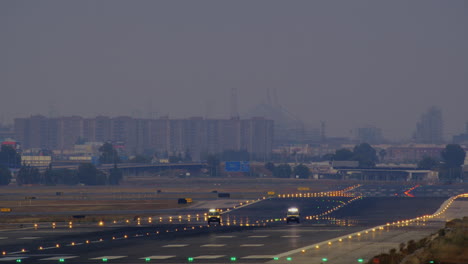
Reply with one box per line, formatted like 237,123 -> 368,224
0,165 -> 11,185
206,155 -> 221,177
168,155 -> 181,163
43,164 -> 57,185
264,162 -> 275,172
183,149 -> 192,162
293,164 -> 310,179
129,154 -> 151,163
0,145 -> 21,169
332,149 -> 353,161
221,149 -> 250,161
439,144 -> 466,182
379,149 -> 387,163
77,163 -> 106,185
98,142 -> 121,164
108,165 -> 123,185
441,144 -> 466,168
353,143 -> 378,168
58,169 -> 79,185
273,164 -> 292,178
16,165 -> 41,185
417,156 -> 439,170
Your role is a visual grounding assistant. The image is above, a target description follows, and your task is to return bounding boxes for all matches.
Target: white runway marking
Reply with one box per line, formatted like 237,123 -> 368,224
240,244 -> 264,247
215,235 -> 236,238
0,237 -> 7,240
281,235 -> 300,238
194,255 -> 225,259
140,256 -> 175,260
90,256 -> 127,260
248,235 -> 269,238
0,257 -> 28,261
162,244 -> 189,247
201,244 -> 226,247
18,237 -> 40,240
242,255 -> 275,259
40,256 -> 78,260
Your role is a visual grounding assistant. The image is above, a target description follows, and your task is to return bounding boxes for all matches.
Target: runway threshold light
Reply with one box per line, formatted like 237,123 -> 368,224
322,258 -> 328,262
145,257 -> 150,262
59,259 -> 65,263
16,260 -> 21,263
286,257 -> 292,261
273,257 -> 279,260
102,258 -> 108,262
230,257 -> 237,261
358,258 -> 364,262
188,257 -> 194,262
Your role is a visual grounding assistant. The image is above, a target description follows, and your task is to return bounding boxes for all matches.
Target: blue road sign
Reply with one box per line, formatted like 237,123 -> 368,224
225,161 -> 250,172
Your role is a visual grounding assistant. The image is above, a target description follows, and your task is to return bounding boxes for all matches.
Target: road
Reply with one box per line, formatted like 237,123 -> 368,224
0,196 -> 450,263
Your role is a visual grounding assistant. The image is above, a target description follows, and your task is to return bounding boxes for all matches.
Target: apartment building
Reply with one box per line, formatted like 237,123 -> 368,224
14,116 -> 274,160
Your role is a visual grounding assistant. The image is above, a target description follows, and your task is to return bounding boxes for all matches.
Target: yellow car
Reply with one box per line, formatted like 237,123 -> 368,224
286,207 -> 300,224
207,208 -> 221,224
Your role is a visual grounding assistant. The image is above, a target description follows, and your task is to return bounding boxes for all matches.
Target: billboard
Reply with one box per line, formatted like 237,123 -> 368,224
225,161 -> 250,172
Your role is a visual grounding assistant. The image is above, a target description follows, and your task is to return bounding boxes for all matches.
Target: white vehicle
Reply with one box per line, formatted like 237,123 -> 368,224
286,207 -> 300,224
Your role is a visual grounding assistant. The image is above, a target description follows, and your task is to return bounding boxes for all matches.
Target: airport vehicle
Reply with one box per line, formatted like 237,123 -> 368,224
207,208 -> 221,224
286,207 -> 300,224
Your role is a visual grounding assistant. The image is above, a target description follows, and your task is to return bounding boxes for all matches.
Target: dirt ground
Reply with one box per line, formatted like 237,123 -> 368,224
0,177 -> 346,224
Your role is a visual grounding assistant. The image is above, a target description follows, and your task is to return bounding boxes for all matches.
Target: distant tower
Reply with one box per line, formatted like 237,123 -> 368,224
320,121 -> 326,142
230,88 -> 239,119
413,106 -> 443,144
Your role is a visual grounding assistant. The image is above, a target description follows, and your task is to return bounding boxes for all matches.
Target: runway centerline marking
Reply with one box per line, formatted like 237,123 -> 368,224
162,244 -> 189,247
194,255 -> 225,259
281,235 -> 301,238
40,256 -> 78,261
18,237 -> 40,240
90,256 -> 127,260
0,257 -> 28,261
248,235 -> 269,238
201,244 -> 226,247
215,235 -> 236,238
243,255 -> 275,259
140,256 -> 175,260
240,244 -> 264,247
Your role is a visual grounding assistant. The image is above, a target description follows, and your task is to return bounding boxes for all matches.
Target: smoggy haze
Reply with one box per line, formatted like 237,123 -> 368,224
1,1 -> 467,140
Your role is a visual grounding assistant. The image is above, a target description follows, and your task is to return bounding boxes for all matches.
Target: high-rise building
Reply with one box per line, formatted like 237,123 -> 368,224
413,106 -> 443,144
13,115 -> 274,160
356,126 -> 383,144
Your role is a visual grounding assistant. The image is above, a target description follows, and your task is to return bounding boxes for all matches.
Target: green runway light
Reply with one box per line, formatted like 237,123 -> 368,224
358,258 -> 364,263
286,257 -> 292,261
230,257 -> 237,261
273,257 -> 279,260
16,260 -> 21,263
429,261 -> 435,264
187,257 -> 194,262
102,258 -> 108,262
322,258 -> 328,262
59,259 -> 65,263
145,257 -> 150,262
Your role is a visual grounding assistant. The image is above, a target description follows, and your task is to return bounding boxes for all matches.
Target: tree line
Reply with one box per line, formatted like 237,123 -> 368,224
0,143 -> 124,186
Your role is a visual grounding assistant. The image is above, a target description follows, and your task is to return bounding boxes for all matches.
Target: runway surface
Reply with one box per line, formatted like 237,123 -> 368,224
0,197 -> 449,263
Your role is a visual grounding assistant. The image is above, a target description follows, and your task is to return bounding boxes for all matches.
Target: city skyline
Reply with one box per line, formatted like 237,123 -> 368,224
1,1 -> 467,141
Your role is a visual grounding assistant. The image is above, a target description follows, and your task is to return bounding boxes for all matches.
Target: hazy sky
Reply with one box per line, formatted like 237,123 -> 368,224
1,1 -> 467,140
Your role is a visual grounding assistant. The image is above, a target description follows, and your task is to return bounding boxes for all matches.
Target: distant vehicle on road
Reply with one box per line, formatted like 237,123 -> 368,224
207,208 -> 221,224
286,207 -> 300,224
